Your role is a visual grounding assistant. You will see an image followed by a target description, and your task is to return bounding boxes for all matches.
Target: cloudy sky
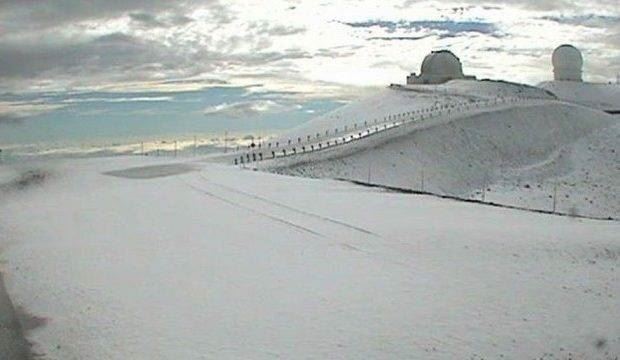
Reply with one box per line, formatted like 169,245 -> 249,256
1,0 -> 619,146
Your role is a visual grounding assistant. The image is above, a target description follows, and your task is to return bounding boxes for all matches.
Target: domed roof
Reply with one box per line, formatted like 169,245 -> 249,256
552,45 -> 583,81
552,45 -> 583,70
420,50 -> 464,78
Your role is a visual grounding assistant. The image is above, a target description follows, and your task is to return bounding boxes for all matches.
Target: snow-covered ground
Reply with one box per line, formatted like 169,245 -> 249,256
255,80 -> 619,220
0,156 -> 619,359
272,80 -> 555,146
539,81 -> 620,112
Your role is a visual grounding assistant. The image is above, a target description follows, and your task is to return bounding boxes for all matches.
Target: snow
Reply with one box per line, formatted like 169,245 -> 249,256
272,80 -> 554,146
256,81 -> 618,220
539,81 -> 620,112
1,156 -> 619,359
1,77 -> 618,359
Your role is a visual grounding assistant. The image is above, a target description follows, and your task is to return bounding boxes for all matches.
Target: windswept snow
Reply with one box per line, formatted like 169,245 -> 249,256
273,80 -> 555,145
0,77 -> 618,359
104,163 -> 198,179
0,156 -> 619,359
539,81 -> 620,112
259,80 -> 618,220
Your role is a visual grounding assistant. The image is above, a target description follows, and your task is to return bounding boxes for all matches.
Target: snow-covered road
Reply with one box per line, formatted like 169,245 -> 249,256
0,156 -> 619,359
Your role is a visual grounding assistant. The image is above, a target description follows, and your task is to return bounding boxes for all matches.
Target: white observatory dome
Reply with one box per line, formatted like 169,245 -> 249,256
406,50 -> 474,85
420,51 -> 464,79
552,45 -> 583,82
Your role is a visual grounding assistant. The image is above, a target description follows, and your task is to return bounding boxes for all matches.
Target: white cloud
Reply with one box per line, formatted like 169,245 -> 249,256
0,0 -> 619,97
0,101 -> 66,123
62,96 -> 174,103
203,100 -> 291,118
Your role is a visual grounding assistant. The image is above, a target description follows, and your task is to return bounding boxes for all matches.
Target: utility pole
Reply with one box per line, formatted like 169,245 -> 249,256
174,140 -> 178,158
420,169 -> 425,192
224,131 -> 228,153
193,136 -> 197,156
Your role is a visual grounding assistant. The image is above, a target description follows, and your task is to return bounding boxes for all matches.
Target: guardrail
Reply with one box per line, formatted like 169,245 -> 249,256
233,95 -> 535,166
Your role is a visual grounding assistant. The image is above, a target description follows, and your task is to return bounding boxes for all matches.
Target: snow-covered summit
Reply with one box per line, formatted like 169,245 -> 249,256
538,81 -> 620,113
538,44 -> 620,113
275,79 -> 554,145
259,79 -> 618,219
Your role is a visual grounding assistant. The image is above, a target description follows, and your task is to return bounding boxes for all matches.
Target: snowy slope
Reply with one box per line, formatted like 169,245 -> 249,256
539,81 -> 620,112
0,156 -> 619,359
273,80 -> 555,146
259,81 -> 618,219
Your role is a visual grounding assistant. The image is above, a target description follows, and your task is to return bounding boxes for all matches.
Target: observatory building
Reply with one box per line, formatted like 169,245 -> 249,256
552,45 -> 583,82
539,44 -> 620,114
407,50 -> 476,85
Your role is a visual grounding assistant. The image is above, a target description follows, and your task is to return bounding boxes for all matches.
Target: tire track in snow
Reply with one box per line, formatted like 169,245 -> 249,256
183,181 -> 325,238
197,174 -> 379,238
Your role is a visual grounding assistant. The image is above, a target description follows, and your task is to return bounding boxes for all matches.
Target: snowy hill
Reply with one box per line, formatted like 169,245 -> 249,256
539,81 -> 620,113
1,157 -> 619,359
273,80 -> 555,145
244,80 -> 619,219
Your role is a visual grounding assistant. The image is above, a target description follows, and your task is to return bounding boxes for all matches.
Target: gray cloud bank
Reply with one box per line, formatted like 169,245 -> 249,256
0,0 -> 618,105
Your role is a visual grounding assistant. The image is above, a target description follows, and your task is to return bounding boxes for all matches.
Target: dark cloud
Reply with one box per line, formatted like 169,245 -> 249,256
0,1 -> 243,91
0,0 -> 618,98
0,27 -> 318,92
0,0 -> 199,31
0,32 -> 192,80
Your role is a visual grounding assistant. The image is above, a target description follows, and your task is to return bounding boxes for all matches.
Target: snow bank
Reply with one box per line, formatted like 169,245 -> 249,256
0,156 -> 619,359
539,81 -> 620,112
